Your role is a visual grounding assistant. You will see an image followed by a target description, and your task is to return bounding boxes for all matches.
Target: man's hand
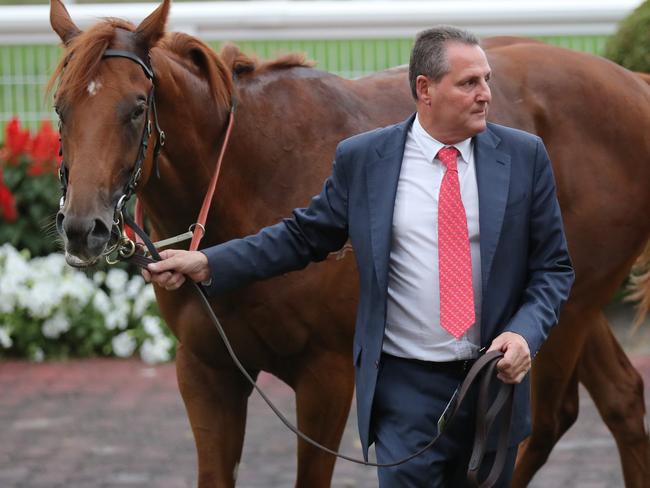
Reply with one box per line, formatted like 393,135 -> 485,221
487,332 -> 531,384
142,249 -> 211,291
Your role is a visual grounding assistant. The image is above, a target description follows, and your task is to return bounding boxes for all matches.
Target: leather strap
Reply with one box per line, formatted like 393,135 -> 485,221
189,109 -> 235,251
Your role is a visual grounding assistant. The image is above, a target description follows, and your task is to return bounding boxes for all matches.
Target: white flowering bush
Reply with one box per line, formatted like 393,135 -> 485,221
0,244 -> 175,363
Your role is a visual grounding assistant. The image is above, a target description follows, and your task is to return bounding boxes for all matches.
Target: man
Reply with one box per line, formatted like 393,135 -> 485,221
144,26 -> 574,487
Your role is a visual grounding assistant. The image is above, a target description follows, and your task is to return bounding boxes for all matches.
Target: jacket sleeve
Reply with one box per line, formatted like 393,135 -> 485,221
503,138 -> 575,357
200,146 -> 349,296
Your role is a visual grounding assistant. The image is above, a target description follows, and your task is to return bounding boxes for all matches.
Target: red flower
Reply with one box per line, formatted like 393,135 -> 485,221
28,120 -> 61,176
0,171 -> 17,222
4,117 -> 31,163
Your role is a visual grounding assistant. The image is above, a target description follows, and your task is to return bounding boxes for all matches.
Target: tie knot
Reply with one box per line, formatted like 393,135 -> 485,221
437,146 -> 459,171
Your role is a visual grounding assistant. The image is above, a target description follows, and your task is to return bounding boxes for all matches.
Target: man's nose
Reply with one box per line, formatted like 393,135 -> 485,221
477,80 -> 491,103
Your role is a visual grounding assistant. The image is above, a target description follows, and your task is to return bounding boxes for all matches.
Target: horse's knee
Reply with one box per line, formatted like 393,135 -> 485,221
525,399 -> 579,461
600,371 -> 648,443
558,391 -> 580,433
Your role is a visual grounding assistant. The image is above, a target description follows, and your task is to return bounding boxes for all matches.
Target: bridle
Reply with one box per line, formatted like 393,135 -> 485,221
57,48 -> 166,263
54,47 -> 514,487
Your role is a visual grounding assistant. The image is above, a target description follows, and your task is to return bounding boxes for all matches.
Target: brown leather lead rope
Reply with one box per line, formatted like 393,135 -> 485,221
125,238 -> 514,485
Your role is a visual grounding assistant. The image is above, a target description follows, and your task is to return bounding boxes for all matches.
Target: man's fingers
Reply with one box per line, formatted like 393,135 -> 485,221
149,270 -> 173,288
147,254 -> 184,274
496,357 -> 512,373
497,371 -> 526,385
165,273 -> 186,290
142,269 -> 151,283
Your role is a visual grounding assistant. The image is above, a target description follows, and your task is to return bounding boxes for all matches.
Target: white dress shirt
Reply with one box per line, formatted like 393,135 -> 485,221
383,114 -> 482,362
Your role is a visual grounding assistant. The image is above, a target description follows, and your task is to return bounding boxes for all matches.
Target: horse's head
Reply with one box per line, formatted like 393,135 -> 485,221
49,0 -> 169,266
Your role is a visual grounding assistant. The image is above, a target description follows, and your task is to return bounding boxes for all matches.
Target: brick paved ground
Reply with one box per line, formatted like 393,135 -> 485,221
1,302 -> 648,488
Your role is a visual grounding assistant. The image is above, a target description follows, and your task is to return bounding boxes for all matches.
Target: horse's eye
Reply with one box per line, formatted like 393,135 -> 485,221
131,105 -> 146,121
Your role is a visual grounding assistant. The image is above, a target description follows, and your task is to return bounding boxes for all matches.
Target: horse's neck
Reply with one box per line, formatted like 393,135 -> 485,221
139,50 -> 231,240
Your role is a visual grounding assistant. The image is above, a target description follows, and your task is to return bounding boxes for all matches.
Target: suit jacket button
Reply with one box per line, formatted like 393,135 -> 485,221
374,360 -> 379,369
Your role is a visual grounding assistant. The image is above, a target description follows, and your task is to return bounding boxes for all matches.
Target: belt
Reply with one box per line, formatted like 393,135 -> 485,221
380,352 -> 479,375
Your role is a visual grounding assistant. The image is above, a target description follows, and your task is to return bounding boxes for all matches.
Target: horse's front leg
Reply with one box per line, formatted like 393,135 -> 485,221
176,343 -> 255,488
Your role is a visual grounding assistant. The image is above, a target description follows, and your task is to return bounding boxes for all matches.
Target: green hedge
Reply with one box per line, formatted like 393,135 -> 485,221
604,0 -> 650,72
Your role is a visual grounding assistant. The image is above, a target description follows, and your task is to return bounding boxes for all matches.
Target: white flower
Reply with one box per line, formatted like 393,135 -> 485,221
0,282 -> 18,313
42,312 -> 71,339
93,290 -> 112,315
31,347 -> 45,362
32,253 -> 66,276
105,268 -> 129,292
20,281 -> 62,319
140,335 -> 173,364
142,315 -> 163,337
104,308 -> 128,331
125,276 -> 144,299
93,271 -> 106,286
132,284 -> 156,318
60,273 -> 95,307
0,327 -> 12,349
112,331 -> 136,358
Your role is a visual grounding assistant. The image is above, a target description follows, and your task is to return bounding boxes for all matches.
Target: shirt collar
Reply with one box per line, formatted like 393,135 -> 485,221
412,113 -> 473,165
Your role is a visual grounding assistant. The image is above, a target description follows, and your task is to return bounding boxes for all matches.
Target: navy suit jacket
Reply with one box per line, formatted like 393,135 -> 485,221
203,114 -> 575,458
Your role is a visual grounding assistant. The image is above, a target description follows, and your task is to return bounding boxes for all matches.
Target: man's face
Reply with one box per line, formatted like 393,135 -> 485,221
419,42 -> 492,143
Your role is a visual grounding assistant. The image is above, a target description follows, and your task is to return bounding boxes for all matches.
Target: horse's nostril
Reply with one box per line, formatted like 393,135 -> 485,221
56,212 -> 65,234
61,214 -> 111,256
91,218 -> 110,242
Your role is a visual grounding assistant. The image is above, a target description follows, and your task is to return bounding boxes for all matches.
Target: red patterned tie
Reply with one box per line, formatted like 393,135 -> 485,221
437,146 -> 475,338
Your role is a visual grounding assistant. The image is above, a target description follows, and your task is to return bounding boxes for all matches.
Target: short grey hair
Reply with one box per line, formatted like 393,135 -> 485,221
408,26 -> 480,99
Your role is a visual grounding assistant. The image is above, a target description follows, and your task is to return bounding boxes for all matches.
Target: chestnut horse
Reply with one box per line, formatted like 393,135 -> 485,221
50,0 -> 649,486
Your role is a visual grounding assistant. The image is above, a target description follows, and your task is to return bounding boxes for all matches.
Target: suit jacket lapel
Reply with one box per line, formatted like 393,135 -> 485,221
474,125 -> 511,299
366,114 -> 414,293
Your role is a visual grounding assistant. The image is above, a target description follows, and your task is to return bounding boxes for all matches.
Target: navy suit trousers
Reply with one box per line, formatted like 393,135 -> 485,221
371,353 -> 517,487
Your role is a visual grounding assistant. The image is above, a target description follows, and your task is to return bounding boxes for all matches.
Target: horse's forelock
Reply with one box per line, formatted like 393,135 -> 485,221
48,19 -> 137,105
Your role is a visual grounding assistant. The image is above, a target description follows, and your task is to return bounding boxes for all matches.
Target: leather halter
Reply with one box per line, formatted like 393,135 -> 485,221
58,49 -> 165,223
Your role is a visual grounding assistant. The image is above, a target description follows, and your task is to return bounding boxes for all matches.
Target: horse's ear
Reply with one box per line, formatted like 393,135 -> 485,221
50,0 -> 81,46
134,0 -> 170,50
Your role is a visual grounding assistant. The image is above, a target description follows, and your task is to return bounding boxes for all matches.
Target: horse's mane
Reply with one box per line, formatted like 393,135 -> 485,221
216,43 -> 313,76
48,18 -> 313,109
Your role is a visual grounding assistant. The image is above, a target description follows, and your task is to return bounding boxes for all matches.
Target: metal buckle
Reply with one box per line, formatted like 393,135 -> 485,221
116,194 -> 127,212
189,222 -> 205,238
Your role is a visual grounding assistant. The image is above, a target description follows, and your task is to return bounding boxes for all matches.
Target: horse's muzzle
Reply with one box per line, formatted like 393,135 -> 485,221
56,211 -> 112,266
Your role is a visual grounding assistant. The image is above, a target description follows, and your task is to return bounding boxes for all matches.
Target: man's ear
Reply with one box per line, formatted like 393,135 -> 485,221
416,75 -> 433,105
50,0 -> 81,46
